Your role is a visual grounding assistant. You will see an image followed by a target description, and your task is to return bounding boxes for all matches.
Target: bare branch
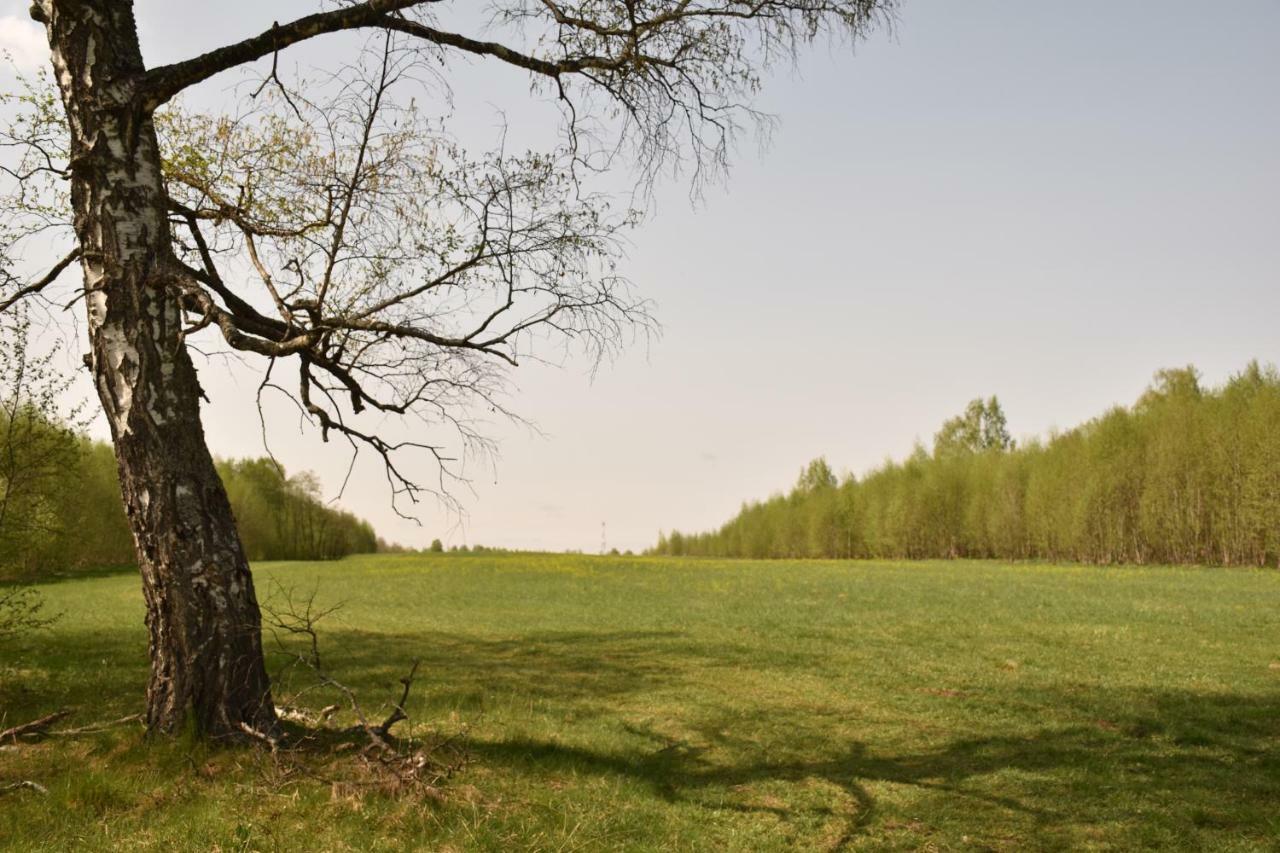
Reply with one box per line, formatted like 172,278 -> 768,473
0,247 -> 79,315
0,709 -> 73,743
138,1 -> 433,110
125,2 -> 890,514
375,659 -> 421,738
0,781 -> 49,796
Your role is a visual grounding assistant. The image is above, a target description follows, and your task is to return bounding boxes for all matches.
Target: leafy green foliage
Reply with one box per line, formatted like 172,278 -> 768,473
655,364 -> 1280,566
216,459 -> 378,562
934,396 -> 1013,456
0,584 -> 56,641
0,438 -> 379,579
0,311 -> 84,571
0,319 -> 378,578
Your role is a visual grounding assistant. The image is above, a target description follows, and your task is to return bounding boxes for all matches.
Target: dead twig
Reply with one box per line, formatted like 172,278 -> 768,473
258,582 -> 461,792
1,709 -> 73,743
262,580 -> 341,671
0,780 -> 48,796
49,713 -> 143,737
375,659 -> 421,739
274,704 -> 339,726
238,722 -> 282,752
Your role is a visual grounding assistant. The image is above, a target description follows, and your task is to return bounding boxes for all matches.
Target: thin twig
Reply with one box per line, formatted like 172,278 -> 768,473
50,713 -> 144,737
1,709 -> 73,742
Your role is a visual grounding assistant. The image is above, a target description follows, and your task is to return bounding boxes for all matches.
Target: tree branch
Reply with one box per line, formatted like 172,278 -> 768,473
0,709 -> 73,743
0,248 -> 80,314
138,0 -> 433,110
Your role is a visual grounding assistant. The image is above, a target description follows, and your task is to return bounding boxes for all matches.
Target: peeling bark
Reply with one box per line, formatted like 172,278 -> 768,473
37,0 -> 276,738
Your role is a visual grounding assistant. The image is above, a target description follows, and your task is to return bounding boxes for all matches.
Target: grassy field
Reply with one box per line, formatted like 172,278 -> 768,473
2,554 -> 1279,851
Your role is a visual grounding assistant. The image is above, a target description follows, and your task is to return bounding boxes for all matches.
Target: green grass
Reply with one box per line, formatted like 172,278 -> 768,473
3,554 -> 1279,851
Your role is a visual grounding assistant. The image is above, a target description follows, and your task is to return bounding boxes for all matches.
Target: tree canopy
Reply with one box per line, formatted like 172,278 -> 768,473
654,364 -> 1280,567
934,396 -> 1013,457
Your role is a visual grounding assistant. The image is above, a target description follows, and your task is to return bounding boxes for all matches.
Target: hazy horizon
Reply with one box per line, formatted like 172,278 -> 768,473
2,0 -> 1276,552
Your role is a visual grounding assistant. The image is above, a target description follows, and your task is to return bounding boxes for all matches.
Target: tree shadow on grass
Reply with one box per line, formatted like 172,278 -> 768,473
0,627 -> 147,723
270,628 -> 695,718
0,563 -> 138,586
10,624 -> 1280,848
456,690 -> 1280,848
287,628 -> 1280,847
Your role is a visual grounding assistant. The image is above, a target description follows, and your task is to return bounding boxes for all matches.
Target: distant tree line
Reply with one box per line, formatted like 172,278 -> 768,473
0,439 -> 380,579
216,459 -> 380,563
653,363 -> 1280,567
0,313 -> 379,578
424,538 -> 514,555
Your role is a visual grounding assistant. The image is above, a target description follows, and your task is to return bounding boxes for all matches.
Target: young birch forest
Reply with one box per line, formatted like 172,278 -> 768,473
0,309 -> 379,579
0,439 -> 378,579
654,363 -> 1280,567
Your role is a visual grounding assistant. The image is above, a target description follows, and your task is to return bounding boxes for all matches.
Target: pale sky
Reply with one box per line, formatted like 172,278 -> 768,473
2,2 -> 1278,552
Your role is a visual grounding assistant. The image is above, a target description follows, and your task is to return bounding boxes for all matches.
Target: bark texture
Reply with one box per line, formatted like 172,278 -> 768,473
36,0 -> 276,738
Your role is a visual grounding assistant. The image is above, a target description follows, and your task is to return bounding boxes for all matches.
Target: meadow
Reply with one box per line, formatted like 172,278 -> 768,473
2,553 -> 1279,851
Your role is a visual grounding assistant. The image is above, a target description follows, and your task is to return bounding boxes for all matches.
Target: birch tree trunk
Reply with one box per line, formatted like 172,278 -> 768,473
36,0 -> 277,738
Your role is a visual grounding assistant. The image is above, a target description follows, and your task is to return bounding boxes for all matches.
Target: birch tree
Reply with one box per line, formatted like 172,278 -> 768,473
0,0 -> 896,739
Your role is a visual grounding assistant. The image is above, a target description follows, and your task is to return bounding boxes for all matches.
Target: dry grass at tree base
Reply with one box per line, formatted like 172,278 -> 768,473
2,552 -> 1279,851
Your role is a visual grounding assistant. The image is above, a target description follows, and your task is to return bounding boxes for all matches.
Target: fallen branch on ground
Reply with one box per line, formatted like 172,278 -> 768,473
259,583 -> 463,794
49,714 -> 144,737
0,780 -> 48,796
238,722 -> 282,751
1,709 -> 73,742
375,659 -> 420,740
275,704 -> 339,725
